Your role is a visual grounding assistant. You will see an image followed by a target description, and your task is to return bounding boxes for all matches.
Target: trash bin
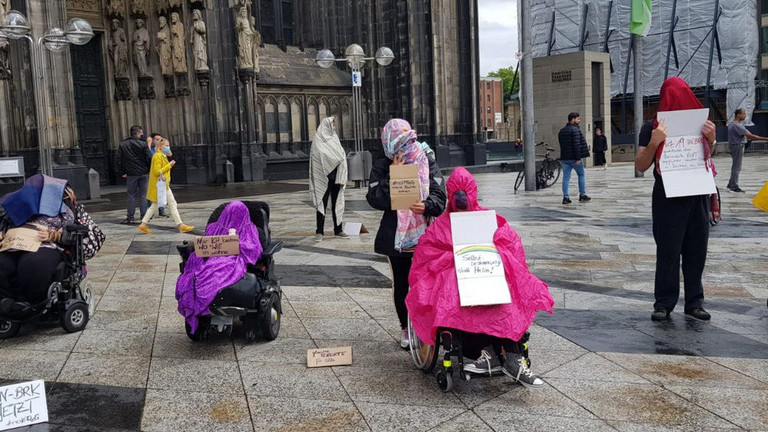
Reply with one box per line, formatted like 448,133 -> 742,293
347,150 -> 372,186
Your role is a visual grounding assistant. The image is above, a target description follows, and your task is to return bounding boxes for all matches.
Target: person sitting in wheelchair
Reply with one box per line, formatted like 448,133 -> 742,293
0,175 -> 78,305
406,167 -> 554,388
176,201 -> 263,333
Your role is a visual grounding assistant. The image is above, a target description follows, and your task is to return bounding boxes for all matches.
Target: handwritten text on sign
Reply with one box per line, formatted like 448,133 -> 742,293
0,228 -> 41,253
455,246 -> 505,278
194,235 -> 240,258
390,164 -> 421,210
660,136 -> 708,171
307,347 -> 353,368
0,380 -> 48,431
656,109 -> 716,198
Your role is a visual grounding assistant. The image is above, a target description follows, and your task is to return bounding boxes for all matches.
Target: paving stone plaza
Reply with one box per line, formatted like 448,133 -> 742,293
1,155 -> 767,431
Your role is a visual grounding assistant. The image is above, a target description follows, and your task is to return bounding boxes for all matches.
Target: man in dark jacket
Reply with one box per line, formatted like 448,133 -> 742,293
116,125 -> 152,224
557,112 -> 591,204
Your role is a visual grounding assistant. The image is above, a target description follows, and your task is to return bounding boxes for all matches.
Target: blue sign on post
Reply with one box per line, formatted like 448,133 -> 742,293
352,71 -> 361,87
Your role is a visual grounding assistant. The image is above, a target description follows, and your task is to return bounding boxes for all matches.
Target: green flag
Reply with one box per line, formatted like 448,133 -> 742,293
630,0 -> 652,37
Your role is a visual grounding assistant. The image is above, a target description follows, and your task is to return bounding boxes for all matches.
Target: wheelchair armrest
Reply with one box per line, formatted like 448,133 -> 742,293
65,223 -> 89,235
262,240 -> 282,257
60,223 -> 88,247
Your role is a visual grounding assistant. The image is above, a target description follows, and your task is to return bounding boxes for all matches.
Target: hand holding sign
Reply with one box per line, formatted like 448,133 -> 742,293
657,109 -> 717,198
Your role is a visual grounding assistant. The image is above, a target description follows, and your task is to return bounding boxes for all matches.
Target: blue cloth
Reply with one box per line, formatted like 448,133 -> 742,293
1,174 -> 68,227
560,160 -> 586,198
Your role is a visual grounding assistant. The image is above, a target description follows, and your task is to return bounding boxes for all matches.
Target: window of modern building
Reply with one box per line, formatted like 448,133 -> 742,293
762,27 -> 768,54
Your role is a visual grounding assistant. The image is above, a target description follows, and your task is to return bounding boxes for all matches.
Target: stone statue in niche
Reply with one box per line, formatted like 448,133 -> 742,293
130,0 -> 149,17
156,16 -> 173,77
0,0 -> 11,20
190,9 -> 209,73
106,0 -> 125,18
235,6 -> 254,70
249,16 -> 261,74
170,12 -> 187,74
0,39 -> 10,81
133,19 -> 151,77
109,19 -> 130,79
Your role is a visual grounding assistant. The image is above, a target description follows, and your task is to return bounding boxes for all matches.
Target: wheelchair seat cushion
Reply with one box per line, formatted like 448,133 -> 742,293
210,273 -> 268,310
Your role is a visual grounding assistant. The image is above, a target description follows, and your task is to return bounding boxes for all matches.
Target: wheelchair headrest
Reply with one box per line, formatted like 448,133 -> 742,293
207,201 -> 270,248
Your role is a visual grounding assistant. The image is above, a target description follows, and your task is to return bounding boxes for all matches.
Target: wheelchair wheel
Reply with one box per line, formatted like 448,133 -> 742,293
436,368 -> 453,392
186,316 -> 211,342
60,303 -> 89,333
407,318 -> 437,373
0,319 -> 20,340
260,293 -> 281,341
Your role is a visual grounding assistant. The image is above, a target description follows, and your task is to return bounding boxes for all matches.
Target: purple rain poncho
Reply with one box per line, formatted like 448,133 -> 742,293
175,201 -> 263,332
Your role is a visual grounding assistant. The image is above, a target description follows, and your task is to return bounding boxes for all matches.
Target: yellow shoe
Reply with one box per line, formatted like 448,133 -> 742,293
137,224 -> 152,234
178,224 -> 195,233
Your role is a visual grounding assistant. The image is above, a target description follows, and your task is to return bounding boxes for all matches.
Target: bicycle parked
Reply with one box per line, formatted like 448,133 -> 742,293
514,142 -> 561,192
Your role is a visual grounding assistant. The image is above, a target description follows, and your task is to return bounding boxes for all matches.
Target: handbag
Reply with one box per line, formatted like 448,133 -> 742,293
74,204 -> 105,260
753,179 -> 768,214
156,179 -> 168,208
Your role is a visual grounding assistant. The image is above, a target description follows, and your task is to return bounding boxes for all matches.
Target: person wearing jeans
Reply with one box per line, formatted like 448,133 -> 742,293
116,125 -> 152,224
557,113 -> 591,204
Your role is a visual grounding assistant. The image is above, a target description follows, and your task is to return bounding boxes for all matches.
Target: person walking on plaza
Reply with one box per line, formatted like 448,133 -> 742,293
593,127 -> 608,169
117,125 -> 152,224
148,133 -> 170,218
635,77 -> 714,322
367,118 -> 446,349
558,113 -> 591,204
726,108 -> 768,193
309,117 -> 349,241
137,139 -> 194,234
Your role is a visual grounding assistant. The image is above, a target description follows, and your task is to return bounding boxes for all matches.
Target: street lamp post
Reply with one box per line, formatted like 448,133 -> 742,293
0,10 -> 94,177
315,44 -> 394,185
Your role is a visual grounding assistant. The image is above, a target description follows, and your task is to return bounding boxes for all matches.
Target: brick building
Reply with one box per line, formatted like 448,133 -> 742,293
479,76 -> 502,138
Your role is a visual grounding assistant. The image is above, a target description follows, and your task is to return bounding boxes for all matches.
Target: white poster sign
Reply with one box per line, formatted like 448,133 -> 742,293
450,210 -> 511,307
0,380 -> 48,431
352,71 -> 361,87
494,112 -> 502,124
657,108 -> 717,198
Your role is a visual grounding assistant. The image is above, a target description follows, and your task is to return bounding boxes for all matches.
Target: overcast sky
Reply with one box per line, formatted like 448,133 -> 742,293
479,0 -> 518,76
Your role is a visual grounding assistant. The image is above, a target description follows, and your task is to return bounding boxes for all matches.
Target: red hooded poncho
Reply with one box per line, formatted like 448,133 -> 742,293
405,167 -> 554,343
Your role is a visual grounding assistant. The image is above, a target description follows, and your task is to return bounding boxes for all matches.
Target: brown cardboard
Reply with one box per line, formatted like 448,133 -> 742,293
389,164 -> 421,210
306,346 -> 353,368
0,227 -> 42,253
194,235 -> 240,258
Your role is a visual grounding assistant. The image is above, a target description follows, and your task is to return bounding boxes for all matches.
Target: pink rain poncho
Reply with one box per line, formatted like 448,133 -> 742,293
176,201 -> 263,332
406,167 -> 554,343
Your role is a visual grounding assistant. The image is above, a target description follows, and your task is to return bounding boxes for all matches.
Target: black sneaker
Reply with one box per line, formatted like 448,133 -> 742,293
158,211 -> 170,218
651,309 -> 670,321
728,187 -> 745,193
579,195 -> 592,202
502,353 -> 544,388
120,217 -> 135,225
685,308 -> 711,321
562,197 -> 572,204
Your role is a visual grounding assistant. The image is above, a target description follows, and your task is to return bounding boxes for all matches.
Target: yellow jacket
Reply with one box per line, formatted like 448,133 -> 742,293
146,152 -> 172,203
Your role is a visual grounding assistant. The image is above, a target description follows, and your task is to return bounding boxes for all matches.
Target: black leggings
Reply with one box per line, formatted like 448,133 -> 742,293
0,249 -> 63,303
388,255 -> 412,330
316,169 -> 342,235
457,330 -> 523,360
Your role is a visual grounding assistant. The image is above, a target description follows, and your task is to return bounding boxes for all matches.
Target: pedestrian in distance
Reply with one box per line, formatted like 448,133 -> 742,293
116,125 -> 152,224
635,77 -> 715,322
558,113 -> 591,204
593,127 -> 608,170
367,118 -> 446,349
726,108 -> 768,193
308,117 -> 349,242
137,139 -> 194,234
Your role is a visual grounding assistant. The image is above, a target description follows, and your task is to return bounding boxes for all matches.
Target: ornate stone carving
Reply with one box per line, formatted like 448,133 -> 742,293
115,78 -> 131,100
170,12 -> 188,74
163,75 -> 176,98
106,0 -> 124,18
156,16 -> 173,77
109,19 -> 130,80
249,16 -> 261,74
130,0 -> 149,17
139,76 -> 156,99
156,0 -> 182,15
176,74 -> 190,96
67,0 -> 100,12
133,19 -> 151,77
235,6 -> 254,70
0,0 -> 11,20
0,39 -> 11,81
190,10 -> 209,73
229,0 -> 251,8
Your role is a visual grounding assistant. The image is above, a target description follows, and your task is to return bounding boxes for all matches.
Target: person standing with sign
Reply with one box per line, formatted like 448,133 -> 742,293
727,108 -> 768,193
635,77 -> 715,322
137,139 -> 194,234
367,119 -> 446,349
309,117 -> 349,241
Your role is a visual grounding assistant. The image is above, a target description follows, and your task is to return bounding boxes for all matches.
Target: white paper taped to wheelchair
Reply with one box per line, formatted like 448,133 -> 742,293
0,227 -> 41,253
194,235 -> 239,258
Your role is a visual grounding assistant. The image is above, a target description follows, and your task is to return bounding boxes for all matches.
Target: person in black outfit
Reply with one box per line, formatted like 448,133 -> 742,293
367,119 -> 446,349
116,125 -> 152,224
557,113 -> 592,204
635,77 -> 715,322
593,127 -> 608,169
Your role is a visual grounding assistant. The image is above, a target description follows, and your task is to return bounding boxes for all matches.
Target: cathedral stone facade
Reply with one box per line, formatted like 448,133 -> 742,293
0,0 -> 481,187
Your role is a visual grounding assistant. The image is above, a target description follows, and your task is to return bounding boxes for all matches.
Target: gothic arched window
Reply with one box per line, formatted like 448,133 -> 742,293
258,0 -> 294,47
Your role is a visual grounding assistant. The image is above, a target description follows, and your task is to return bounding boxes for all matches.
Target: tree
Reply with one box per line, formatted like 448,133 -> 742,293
488,65 -> 519,101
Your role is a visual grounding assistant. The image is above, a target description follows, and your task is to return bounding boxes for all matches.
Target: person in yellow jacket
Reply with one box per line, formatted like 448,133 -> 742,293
137,139 -> 194,234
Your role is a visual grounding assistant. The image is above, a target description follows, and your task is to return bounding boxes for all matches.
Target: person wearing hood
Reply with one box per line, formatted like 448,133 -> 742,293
0,175 -> 77,303
406,167 -> 554,388
367,118 -> 446,349
309,117 -> 349,241
635,77 -> 715,322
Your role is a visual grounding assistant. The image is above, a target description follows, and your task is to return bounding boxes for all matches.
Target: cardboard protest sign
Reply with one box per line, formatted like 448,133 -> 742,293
657,108 -> 717,198
343,222 -> 369,236
450,210 -> 511,307
307,347 -> 353,368
389,164 -> 421,210
194,235 -> 239,258
0,228 -> 41,253
0,380 -> 48,431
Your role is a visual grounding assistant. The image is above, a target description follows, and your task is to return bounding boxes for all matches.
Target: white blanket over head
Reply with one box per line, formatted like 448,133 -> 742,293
309,117 -> 348,222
